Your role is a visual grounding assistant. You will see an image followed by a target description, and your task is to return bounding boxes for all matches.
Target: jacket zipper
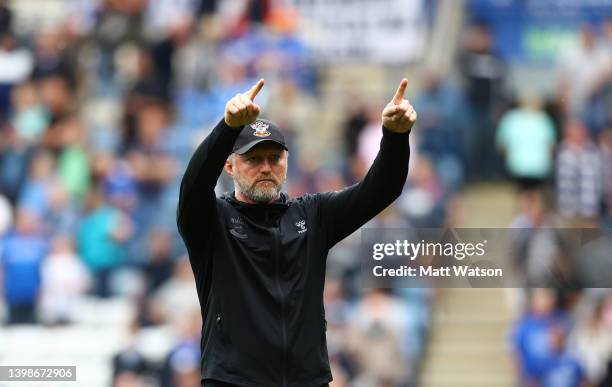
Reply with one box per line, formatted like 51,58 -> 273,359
272,227 -> 287,387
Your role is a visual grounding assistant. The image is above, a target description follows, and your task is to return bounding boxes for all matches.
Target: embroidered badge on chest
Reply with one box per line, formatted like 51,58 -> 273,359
295,220 -> 307,234
230,217 -> 248,239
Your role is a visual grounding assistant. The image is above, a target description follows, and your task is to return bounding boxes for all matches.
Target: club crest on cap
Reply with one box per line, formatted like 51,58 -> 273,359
251,121 -> 271,137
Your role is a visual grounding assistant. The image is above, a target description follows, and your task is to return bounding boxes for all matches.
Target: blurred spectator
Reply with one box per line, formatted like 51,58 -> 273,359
457,22 -> 507,180
574,229 -> 612,289
329,361 -> 349,387
0,0 -> 12,37
510,187 -> 553,280
413,71 -> 468,188
197,0 -> 218,17
395,287 -> 432,363
541,324 -> 586,387
88,0 -> 147,89
397,157 -> 448,228
121,47 -> 170,152
512,288 -> 567,386
146,258 -> 198,326
346,288 -> 411,387
61,0 -> 101,38
571,293 -> 612,385
1,207 -> 49,324
509,189 -> 579,287
19,150 -> 68,227
144,0 -> 198,40
496,91 -> 556,192
265,77 -> 319,173
323,277 -> 352,362
112,320 -> 151,382
126,102 -> 176,195
0,124 -> 36,203
77,186 -> 133,298
160,311 -> 201,387
149,16 -> 195,99
125,101 -> 176,262
0,32 -> 34,119
557,24 -> 612,121
142,229 -> 175,295
100,154 -> 139,214
0,193 -> 12,235
356,109 -> 393,179
556,120 -> 603,225
341,101 -> 369,162
10,81 -> 50,144
259,8 -> 316,91
584,71 -> 612,138
56,115 -> 91,201
599,364 -> 612,387
172,15 -> 220,92
38,76 -> 75,127
39,235 -> 90,326
581,21 -> 612,139
510,188 -> 554,229
198,56 -> 254,126
605,17 -> 612,51
31,27 -> 77,83
600,128 -> 612,227
113,372 -> 145,387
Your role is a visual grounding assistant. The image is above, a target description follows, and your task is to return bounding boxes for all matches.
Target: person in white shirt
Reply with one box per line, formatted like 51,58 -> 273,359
39,234 -> 91,325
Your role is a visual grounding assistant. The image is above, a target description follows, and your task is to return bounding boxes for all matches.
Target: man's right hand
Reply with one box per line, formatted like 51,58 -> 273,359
224,79 -> 265,128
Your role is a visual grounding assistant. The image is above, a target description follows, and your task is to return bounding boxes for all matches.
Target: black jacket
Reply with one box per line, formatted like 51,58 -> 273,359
177,119 -> 410,387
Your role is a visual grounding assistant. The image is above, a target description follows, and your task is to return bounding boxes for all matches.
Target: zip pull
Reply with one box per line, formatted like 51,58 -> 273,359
216,314 -> 221,323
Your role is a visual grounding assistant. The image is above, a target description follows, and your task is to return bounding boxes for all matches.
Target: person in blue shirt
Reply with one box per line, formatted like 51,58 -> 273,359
541,324 -> 586,387
77,185 -> 132,298
1,207 -> 49,324
512,288 -> 567,385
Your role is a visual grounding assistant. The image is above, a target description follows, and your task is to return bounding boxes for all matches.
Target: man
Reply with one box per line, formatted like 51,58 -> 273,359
177,78 -> 416,387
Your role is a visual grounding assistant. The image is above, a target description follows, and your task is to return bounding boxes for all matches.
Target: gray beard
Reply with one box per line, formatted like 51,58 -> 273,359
235,178 -> 283,204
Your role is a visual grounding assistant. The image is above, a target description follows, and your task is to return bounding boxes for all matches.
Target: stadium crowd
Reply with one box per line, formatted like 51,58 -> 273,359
498,20 -> 612,387
0,0 -> 611,386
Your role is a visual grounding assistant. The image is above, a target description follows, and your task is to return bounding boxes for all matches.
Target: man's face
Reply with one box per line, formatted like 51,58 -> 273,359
225,142 -> 288,204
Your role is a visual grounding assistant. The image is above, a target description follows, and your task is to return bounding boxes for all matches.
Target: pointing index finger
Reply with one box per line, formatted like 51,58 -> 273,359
246,78 -> 265,101
392,78 -> 408,105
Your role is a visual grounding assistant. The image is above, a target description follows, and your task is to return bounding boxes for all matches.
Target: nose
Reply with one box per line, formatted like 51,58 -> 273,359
259,159 -> 272,173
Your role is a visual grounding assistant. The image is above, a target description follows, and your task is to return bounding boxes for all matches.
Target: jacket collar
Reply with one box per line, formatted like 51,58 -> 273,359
223,191 -> 291,210
223,192 -> 290,227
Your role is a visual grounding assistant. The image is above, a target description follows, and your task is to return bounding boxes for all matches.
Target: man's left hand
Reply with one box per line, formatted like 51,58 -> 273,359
381,78 -> 417,134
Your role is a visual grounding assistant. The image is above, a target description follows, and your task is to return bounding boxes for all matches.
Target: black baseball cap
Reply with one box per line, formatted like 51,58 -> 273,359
232,119 -> 288,155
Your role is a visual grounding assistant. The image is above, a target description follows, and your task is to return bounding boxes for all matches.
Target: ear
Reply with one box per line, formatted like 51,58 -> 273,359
224,159 -> 234,176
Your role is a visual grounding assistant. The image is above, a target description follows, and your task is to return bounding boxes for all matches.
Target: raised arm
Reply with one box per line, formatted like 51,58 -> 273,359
176,79 -> 264,248
319,79 -> 416,248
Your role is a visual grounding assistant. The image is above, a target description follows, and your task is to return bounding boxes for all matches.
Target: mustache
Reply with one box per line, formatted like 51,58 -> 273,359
255,176 -> 279,184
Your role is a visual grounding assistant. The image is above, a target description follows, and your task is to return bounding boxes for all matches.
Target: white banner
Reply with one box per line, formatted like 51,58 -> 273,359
288,0 -> 428,64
